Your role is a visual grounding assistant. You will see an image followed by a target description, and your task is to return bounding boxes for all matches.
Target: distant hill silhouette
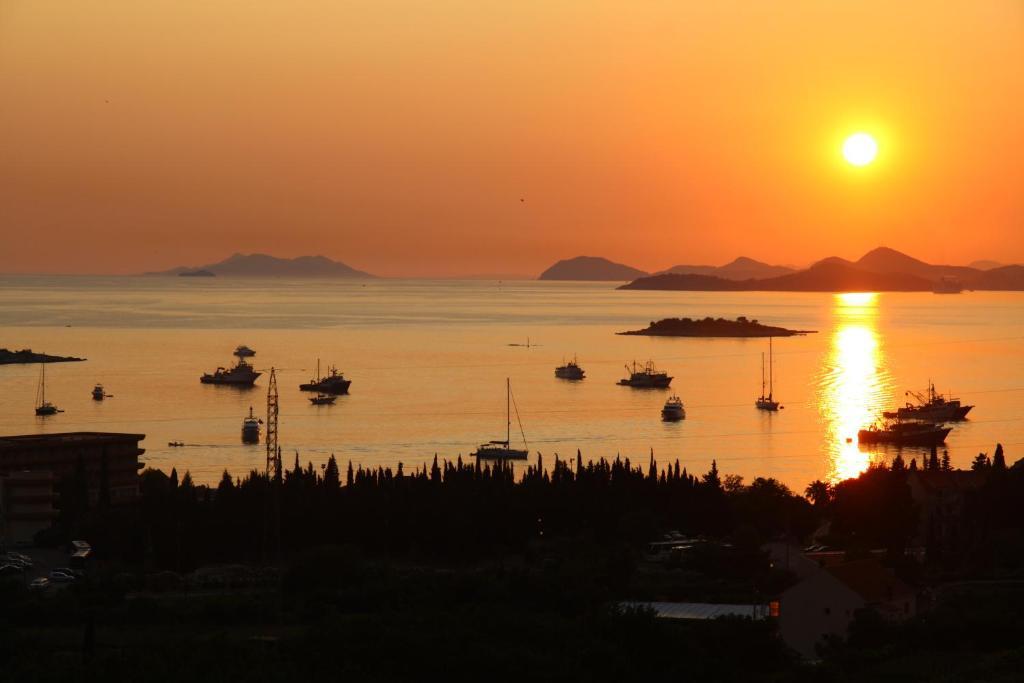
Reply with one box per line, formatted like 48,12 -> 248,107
538,256 -> 648,281
620,247 -> 1024,292
659,256 -> 794,281
968,259 -> 1005,271
147,253 -> 374,278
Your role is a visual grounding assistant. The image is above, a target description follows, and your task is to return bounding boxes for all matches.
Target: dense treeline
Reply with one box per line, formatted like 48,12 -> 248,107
61,452 -> 815,572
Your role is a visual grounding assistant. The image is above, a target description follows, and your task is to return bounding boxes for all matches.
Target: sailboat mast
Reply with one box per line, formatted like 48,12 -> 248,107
768,337 -> 774,398
506,377 -> 511,445
760,352 -> 765,397
40,361 -> 45,405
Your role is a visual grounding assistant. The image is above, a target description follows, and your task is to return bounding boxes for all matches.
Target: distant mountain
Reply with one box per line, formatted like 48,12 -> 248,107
968,260 -> 1004,271
621,260 -> 933,292
538,256 -> 647,281
854,246 -> 977,282
660,256 -> 795,281
972,264 -> 1024,290
147,253 -> 374,278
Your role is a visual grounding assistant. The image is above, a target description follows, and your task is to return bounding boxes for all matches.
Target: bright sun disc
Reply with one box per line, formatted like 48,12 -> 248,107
843,133 -> 878,166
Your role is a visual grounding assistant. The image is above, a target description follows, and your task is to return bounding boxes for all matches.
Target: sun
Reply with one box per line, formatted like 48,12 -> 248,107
842,132 -> 878,166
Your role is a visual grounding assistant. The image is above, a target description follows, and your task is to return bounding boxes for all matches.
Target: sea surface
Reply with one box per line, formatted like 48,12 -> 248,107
1,276 -> 1022,490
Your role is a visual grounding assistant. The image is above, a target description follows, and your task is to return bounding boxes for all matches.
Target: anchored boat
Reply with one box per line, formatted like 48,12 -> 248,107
234,345 -> 256,357
309,393 -> 337,405
661,395 -> 686,421
472,378 -> 529,460
299,359 -> 351,394
34,361 -> 62,416
883,382 -> 972,422
618,360 -> 672,388
755,338 -> 781,411
554,356 -> 586,380
858,419 -> 952,447
242,406 -> 261,443
201,357 -> 261,386
92,383 -> 106,401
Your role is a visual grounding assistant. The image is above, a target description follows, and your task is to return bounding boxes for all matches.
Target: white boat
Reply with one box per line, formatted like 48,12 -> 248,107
472,378 -> 529,460
661,395 -> 685,421
241,406 -> 261,443
755,338 -> 781,411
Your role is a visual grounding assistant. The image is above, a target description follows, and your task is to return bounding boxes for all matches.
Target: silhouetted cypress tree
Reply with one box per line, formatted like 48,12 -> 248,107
325,455 -> 341,489
941,450 -> 951,471
993,443 -> 1006,471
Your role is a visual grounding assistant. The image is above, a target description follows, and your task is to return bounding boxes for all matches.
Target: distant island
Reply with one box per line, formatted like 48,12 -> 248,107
655,256 -> 796,281
146,253 -> 375,278
619,316 -> 815,337
0,348 -> 85,364
538,256 -> 648,281
619,247 -> 1024,292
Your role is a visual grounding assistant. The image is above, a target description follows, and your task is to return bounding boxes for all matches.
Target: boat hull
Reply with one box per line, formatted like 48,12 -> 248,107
619,376 -> 672,388
299,379 -> 351,394
885,404 -> 972,422
756,398 -> 780,411
555,368 -> 585,380
201,374 -> 260,386
858,426 -> 952,447
472,447 -> 529,460
661,409 -> 685,421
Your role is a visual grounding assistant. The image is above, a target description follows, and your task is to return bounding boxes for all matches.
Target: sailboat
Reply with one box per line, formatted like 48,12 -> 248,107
755,338 -> 781,412
471,378 -> 529,460
35,360 -> 62,416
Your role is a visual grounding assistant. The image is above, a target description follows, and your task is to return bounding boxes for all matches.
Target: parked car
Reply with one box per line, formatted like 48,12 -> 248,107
6,551 -> 31,562
0,564 -> 24,577
54,566 -> 83,579
70,540 -> 91,552
49,570 -> 77,583
29,577 -> 50,590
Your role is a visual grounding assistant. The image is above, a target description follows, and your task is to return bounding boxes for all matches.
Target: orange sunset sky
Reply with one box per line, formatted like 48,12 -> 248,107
1,1 -> 1021,277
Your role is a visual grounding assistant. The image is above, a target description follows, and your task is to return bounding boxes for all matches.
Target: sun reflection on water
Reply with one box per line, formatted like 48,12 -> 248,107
819,293 -> 894,481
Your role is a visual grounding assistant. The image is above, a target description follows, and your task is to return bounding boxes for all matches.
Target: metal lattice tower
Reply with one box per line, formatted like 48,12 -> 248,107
265,367 -> 279,478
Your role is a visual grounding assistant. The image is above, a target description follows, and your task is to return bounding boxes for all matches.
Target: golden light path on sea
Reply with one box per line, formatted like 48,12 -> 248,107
819,292 -> 894,481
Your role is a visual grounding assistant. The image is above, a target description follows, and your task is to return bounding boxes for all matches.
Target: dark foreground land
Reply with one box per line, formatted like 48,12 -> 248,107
619,316 -> 815,337
5,448 -> 1024,681
0,348 -> 85,364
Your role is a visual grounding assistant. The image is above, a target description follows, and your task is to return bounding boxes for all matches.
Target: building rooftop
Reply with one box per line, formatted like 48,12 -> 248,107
0,432 -> 145,449
621,601 -> 768,620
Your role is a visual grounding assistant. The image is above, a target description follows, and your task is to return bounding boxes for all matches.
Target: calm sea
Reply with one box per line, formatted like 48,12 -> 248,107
1,276 -> 1021,490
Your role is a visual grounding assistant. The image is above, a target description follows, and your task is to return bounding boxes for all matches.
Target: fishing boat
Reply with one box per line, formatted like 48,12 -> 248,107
661,395 -> 686,421
755,338 -> 781,411
168,441 -> 185,447
882,382 -> 972,422
309,393 -> 337,405
858,420 -> 952,447
241,406 -> 261,443
200,357 -> 261,386
92,383 -> 106,401
34,361 -> 62,416
554,356 -> 586,380
618,360 -> 672,388
234,345 -> 256,357
472,378 -> 529,460
299,359 -> 351,394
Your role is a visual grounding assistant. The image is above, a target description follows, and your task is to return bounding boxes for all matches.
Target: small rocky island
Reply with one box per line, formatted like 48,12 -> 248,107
179,269 -> 216,277
618,316 -> 815,338
0,348 -> 86,365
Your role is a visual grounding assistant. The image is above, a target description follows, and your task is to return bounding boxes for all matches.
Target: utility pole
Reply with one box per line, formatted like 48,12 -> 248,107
263,367 -> 281,564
